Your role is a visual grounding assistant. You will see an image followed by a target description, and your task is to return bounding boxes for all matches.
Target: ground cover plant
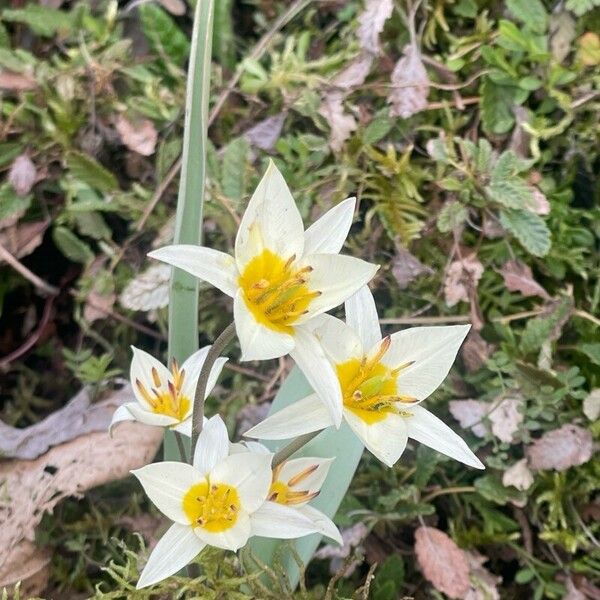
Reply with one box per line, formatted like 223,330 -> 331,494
0,0 -> 599,598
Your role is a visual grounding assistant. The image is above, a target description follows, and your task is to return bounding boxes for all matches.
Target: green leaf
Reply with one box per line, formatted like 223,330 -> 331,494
476,138 -> 493,173
52,226 -> 94,264
580,343 -> 600,366
506,0 -> 548,33
499,209 -> 551,257
565,0 -> 600,16
363,115 -> 393,145
437,201 -> 467,232
74,212 -> 111,241
2,5 -> 74,37
213,0 -> 235,70
0,184 -> 31,221
520,296 -> 573,354
480,80 -> 518,135
221,137 -> 249,201
486,178 -> 534,210
0,142 -> 25,169
372,555 -> 405,600
66,151 -> 118,194
491,150 -> 533,179
414,445 -> 440,488
474,475 -> 526,506
139,4 -> 190,66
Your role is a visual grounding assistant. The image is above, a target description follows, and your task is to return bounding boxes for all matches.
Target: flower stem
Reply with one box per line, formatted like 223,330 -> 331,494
191,321 -> 237,456
174,431 -> 189,463
272,430 -> 322,468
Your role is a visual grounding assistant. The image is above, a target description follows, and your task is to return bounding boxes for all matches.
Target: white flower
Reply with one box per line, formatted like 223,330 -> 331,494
246,287 -> 484,470
231,441 -> 342,545
110,346 -> 227,437
133,415 -> 322,589
148,161 -> 378,426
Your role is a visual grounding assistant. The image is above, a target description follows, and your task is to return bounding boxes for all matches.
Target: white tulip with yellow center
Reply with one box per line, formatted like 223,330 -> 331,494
109,346 -> 227,437
246,287 -> 484,469
133,415 -> 322,589
148,161 -> 379,426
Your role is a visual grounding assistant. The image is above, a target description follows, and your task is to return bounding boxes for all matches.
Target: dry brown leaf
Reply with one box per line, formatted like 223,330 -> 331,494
84,288 -> 116,322
500,260 -> 550,300
489,397 -> 523,444
583,389 -> 600,421
0,221 -> 47,260
563,578 -> 586,600
530,187 -> 550,215
8,155 -> 37,197
388,43 -> 430,118
461,331 -> 493,372
332,51 -> 374,89
414,526 -> 470,599
0,71 -> 36,91
526,424 -> 593,471
115,115 -> 158,156
392,246 -> 433,289
158,0 -> 186,15
550,12 -> 576,63
449,399 -> 487,438
444,254 -> 484,307
464,551 -> 501,600
0,540 -> 51,597
357,0 -> 394,54
318,93 -> 357,152
315,522 -> 368,576
502,458 -> 534,491
119,263 -> 171,311
243,112 -> 286,153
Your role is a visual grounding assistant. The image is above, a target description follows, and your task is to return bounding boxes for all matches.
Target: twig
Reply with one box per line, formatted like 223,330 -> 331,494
379,315 -> 470,325
492,309 -> 545,325
574,309 -> 600,327
422,485 -> 476,503
0,242 -> 59,296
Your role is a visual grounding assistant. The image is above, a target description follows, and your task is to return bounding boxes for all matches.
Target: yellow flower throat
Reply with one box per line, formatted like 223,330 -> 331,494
267,462 -> 320,506
239,249 -> 321,333
135,361 -> 190,420
183,481 -> 240,532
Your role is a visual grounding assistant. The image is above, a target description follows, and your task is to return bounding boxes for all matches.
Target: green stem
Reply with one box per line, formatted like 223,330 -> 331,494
272,430 -> 322,468
191,322 -> 237,455
174,431 -> 189,463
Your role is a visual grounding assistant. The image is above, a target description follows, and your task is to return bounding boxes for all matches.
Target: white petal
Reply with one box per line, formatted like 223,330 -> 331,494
109,404 -> 135,436
382,325 -> 471,402
298,505 -> 343,545
245,394 -> 334,440
126,402 -> 179,427
137,523 -> 205,589
130,346 -> 171,409
234,289 -> 295,361
132,462 -> 204,524
295,254 -> 379,322
171,418 -> 192,437
278,457 -> 334,496
180,347 -> 228,404
193,414 -> 230,475
235,160 -> 304,270
345,285 -> 382,349
405,405 -> 484,469
305,313 -> 363,364
343,409 -> 408,468
195,510 -> 251,551
290,327 -> 343,427
250,502 -> 319,539
148,245 -> 238,297
303,197 -> 356,255
210,453 -> 272,513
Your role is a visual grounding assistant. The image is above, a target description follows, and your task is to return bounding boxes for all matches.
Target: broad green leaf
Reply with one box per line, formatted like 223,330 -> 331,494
520,296 -> 573,354
139,4 -> 190,66
0,142 -> 25,169
66,152 -> 118,194
499,209 -> 551,257
2,5 -> 73,38
0,184 -> 31,221
52,226 -> 94,264
363,115 -> 393,144
486,178 -> 534,210
221,137 -> 249,201
580,343 -> 600,366
480,80 -> 517,135
74,212 -> 111,241
474,474 -> 526,506
491,150 -> 533,179
372,555 -> 405,600
506,0 -> 548,33
437,201 -> 467,232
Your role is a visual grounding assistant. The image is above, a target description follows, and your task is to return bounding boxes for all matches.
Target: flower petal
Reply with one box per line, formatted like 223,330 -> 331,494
278,456 -> 334,496
132,462 -> 204,524
195,510 -> 251,551
235,160 -> 304,270
345,285 -> 382,349
405,405 -> 484,469
210,453 -> 273,513
109,404 -> 135,436
192,414 -> 231,475
305,313 -> 363,364
303,197 -> 356,255
290,327 -> 343,427
244,394 -> 334,440
148,245 -> 238,297
126,402 -> 179,427
234,289 -> 295,361
382,325 -> 471,402
295,254 -> 379,322
130,346 -> 171,409
180,348 -> 228,403
298,505 -> 343,544
343,409 -> 408,468
171,418 -> 192,437
137,523 -> 205,589
250,502 -> 319,539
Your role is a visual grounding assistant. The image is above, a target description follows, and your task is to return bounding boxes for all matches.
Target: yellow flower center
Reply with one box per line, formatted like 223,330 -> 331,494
337,338 -> 415,424
267,463 -> 320,506
182,481 -> 240,532
238,249 -> 321,333
135,361 -> 190,421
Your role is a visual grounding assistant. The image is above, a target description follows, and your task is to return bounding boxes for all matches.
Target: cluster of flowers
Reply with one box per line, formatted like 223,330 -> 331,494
110,162 -> 484,589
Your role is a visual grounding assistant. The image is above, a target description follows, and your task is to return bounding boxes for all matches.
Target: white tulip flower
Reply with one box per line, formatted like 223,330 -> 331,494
148,161 -> 379,426
133,415 -> 323,589
110,346 -> 227,437
246,287 -> 484,470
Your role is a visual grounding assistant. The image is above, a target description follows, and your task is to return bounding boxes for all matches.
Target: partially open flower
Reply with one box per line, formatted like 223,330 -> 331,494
110,346 -> 227,437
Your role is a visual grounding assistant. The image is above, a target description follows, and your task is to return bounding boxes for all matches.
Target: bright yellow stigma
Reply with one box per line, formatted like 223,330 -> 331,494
182,481 -> 240,532
135,361 -> 190,420
238,249 -> 321,333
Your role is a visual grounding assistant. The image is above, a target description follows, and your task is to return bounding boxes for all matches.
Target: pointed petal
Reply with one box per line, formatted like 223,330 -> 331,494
132,462 -> 204,524
382,325 -> 471,402
148,245 -> 238,297
278,457 -> 334,496
250,502 -> 319,539
192,414 -> 230,475
234,289 -> 295,361
126,402 -> 179,427
171,418 -> 192,437
136,523 -> 205,589
305,313 -> 363,364
180,348 -> 228,402
303,197 -> 356,255
195,510 -> 251,551
295,254 -> 379,322
235,160 -> 304,270
244,394 -> 334,440
130,346 -> 171,410
109,404 -> 135,436
343,409 -> 408,468
345,285 -> 382,349
290,327 -> 343,427
210,453 -> 273,513
405,405 -> 484,469
298,505 -> 343,544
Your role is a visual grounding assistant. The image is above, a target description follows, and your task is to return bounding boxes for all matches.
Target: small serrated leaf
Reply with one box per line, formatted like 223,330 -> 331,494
506,0 -> 548,33
2,5 -> 73,38
52,226 -> 94,264
66,151 -> 118,194
139,3 -> 190,65
437,202 -> 467,233
486,178 -> 534,210
499,209 -> 551,257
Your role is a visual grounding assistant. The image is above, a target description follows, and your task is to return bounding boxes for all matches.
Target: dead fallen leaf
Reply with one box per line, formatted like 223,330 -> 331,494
84,288 -> 116,322
526,424 -> 593,471
550,12 -> 576,63
489,397 -> 523,444
332,51 -> 374,89
243,112 -> 286,153
0,220 -> 47,260
449,399 -> 487,438
389,43 -> 430,118
357,0 -> 394,54
583,389 -> 600,421
158,0 -> 186,15
563,578 -> 586,600
530,187 -> 550,215
119,263 -> 171,312
318,93 -> 357,152
500,260 -> 550,300
0,71 -> 36,91
502,458 -> 534,491
115,115 -> 158,156
392,246 -> 433,289
461,331 -> 493,372
444,254 -> 484,307
8,155 -> 37,197
0,540 -> 51,597
464,551 -> 501,600
414,526 -> 470,599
